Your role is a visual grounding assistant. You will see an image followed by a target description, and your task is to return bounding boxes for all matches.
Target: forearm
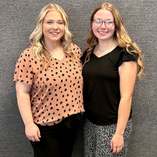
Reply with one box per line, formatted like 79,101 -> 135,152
115,97 -> 132,135
16,91 -> 34,126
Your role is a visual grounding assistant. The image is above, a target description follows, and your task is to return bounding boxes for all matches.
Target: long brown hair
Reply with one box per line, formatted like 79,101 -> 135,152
85,3 -> 144,80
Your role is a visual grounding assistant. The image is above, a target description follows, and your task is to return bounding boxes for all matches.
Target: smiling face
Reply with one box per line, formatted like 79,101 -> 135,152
42,10 -> 65,45
92,8 -> 115,42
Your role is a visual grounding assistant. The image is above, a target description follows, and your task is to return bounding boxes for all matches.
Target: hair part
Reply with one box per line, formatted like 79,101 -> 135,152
85,3 -> 144,80
29,4 -> 73,67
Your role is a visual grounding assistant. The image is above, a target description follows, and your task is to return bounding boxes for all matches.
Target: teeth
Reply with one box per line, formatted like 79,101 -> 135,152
99,31 -> 107,33
51,32 -> 58,34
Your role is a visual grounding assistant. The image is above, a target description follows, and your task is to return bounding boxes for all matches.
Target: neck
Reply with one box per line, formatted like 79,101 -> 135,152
43,39 -> 63,52
98,38 -> 117,52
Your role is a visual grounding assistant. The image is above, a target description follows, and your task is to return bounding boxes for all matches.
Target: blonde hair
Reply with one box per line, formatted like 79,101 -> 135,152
85,3 -> 144,80
29,4 -> 73,66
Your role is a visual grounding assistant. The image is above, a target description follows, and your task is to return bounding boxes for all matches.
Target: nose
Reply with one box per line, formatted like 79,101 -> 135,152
100,22 -> 106,28
52,22 -> 58,29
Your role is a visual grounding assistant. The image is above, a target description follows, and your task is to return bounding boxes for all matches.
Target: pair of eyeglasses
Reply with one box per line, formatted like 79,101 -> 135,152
93,19 -> 114,28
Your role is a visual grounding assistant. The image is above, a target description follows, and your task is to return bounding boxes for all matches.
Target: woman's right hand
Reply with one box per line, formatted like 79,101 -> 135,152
15,81 -> 41,142
25,123 -> 41,142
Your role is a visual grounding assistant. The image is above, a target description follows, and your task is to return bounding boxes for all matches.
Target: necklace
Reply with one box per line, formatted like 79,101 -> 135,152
51,47 -> 63,56
98,41 -> 116,52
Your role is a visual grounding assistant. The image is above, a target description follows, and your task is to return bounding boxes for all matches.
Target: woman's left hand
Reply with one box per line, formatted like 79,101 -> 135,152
110,133 -> 124,154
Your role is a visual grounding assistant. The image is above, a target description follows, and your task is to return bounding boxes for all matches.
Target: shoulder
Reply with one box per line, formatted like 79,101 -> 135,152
118,47 -> 137,60
80,46 -> 95,64
80,49 -> 88,64
19,46 -> 34,59
116,47 -> 137,67
69,43 -> 81,51
16,46 -> 37,65
110,46 -> 123,57
69,43 -> 82,58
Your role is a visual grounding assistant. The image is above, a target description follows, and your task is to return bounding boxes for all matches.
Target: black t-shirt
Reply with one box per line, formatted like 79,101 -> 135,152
81,46 -> 137,125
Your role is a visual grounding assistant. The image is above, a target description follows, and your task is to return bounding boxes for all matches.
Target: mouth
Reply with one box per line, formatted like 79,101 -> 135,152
50,32 -> 60,35
98,31 -> 108,34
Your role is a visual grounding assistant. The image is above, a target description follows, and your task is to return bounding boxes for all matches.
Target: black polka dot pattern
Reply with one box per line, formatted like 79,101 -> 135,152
13,43 -> 84,126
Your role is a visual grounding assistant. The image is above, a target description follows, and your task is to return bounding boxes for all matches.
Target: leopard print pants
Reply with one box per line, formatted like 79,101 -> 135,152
84,118 -> 132,157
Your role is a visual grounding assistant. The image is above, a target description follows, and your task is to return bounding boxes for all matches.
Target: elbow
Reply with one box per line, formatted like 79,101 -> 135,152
120,95 -> 133,104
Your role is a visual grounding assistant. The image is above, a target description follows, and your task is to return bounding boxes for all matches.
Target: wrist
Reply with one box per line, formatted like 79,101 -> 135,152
24,121 -> 34,127
115,131 -> 124,136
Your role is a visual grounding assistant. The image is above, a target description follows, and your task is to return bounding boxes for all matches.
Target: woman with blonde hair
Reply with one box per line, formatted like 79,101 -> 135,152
81,2 -> 144,156
14,4 -> 84,157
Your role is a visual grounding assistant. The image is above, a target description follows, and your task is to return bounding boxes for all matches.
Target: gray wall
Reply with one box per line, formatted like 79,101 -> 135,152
0,0 -> 156,157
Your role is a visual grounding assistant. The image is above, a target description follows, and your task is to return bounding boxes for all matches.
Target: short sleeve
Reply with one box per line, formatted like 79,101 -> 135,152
117,48 -> 137,67
13,48 -> 34,84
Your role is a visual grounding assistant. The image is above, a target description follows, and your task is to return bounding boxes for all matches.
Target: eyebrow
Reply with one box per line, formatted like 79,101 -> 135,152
45,19 -> 63,21
96,18 -> 112,20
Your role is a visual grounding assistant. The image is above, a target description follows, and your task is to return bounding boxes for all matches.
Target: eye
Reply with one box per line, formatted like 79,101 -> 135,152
95,19 -> 102,24
106,20 -> 113,24
58,21 -> 64,24
47,21 -> 52,24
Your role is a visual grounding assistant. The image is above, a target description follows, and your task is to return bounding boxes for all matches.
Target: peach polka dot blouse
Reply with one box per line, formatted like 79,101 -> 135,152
13,43 -> 85,126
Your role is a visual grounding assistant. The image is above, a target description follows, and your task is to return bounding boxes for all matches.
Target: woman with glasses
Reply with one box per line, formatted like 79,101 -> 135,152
13,4 -> 84,157
81,2 -> 144,156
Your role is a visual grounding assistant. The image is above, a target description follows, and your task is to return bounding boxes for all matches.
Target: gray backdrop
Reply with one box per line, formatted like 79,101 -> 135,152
0,0 -> 156,157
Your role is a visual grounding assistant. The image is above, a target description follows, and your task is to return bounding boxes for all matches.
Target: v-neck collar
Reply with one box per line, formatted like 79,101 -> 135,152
92,45 -> 119,59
